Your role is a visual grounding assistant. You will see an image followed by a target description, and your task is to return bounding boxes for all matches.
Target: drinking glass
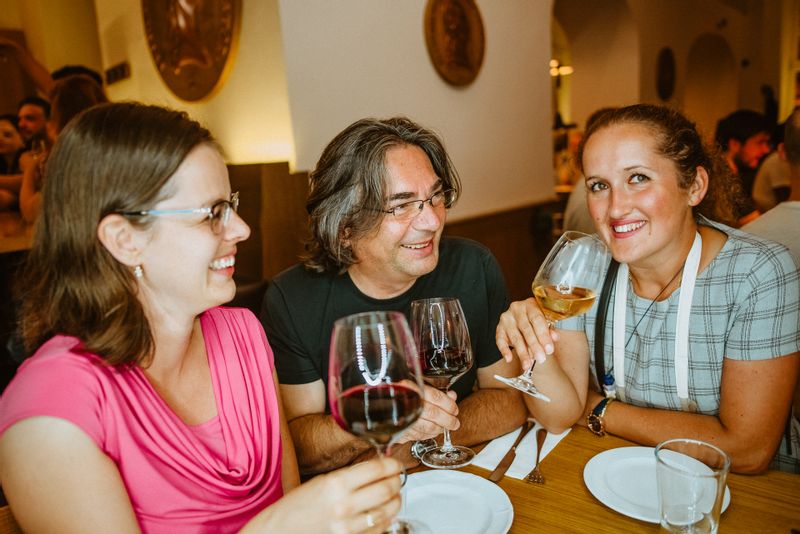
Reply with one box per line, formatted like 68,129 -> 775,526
410,297 -> 475,469
656,439 -> 730,534
329,311 -> 426,534
495,231 -> 609,399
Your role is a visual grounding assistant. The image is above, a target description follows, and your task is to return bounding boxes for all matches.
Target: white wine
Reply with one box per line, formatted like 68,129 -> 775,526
533,284 -> 596,322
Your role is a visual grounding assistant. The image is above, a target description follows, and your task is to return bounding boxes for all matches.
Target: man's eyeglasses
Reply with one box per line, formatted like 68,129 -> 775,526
116,191 -> 240,234
380,189 -> 456,221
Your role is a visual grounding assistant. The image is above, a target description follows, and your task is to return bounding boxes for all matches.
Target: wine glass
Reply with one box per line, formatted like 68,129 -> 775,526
410,297 -> 475,469
329,311 -> 426,534
494,231 -> 609,399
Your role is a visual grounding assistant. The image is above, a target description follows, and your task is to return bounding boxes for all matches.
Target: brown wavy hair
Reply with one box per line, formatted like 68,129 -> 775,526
577,104 -> 739,226
303,117 -> 461,273
19,102 -> 214,366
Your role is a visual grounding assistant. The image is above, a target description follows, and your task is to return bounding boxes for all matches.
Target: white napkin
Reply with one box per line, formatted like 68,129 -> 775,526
472,419 -> 571,479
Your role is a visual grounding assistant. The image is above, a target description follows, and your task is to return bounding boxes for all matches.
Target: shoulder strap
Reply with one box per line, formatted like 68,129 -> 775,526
594,259 -> 619,393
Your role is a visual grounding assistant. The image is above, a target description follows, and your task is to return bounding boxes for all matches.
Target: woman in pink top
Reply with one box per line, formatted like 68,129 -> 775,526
0,102 -> 401,533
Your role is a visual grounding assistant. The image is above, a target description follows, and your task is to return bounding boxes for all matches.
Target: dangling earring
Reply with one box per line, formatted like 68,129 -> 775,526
133,265 -> 144,279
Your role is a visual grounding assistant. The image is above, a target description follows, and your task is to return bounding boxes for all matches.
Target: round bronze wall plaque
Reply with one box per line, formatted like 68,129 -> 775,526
142,0 -> 241,102
424,0 -> 485,87
656,47 -> 676,101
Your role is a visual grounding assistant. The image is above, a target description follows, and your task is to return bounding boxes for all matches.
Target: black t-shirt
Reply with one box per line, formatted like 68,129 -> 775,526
260,236 -> 510,407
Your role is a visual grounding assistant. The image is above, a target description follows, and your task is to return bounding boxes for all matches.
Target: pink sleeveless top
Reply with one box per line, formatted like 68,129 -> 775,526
0,307 -> 283,533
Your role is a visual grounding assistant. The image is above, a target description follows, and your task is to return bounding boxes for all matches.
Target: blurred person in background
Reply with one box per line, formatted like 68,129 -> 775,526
715,109 -> 772,225
19,75 -> 108,223
752,115 -> 793,212
16,97 -> 50,150
0,114 -> 25,210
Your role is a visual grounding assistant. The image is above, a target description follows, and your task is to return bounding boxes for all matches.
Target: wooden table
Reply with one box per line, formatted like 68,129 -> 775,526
461,426 -> 800,533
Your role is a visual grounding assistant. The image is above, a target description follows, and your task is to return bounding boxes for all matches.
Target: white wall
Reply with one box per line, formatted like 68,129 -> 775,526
626,0 -> 748,109
3,0 -> 102,75
277,0 -> 555,221
554,0 -> 640,129
93,0 -> 294,164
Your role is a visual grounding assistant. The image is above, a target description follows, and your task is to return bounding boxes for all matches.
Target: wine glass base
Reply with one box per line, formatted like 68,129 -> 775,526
420,445 -> 475,469
494,374 -> 552,402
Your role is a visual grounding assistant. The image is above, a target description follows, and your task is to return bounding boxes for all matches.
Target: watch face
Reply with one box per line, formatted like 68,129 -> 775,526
587,415 -> 603,435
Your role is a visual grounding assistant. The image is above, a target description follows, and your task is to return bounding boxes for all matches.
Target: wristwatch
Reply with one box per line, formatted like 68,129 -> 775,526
587,397 -> 615,437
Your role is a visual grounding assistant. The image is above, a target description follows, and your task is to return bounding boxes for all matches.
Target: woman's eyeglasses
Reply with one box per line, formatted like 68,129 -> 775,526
116,191 -> 239,234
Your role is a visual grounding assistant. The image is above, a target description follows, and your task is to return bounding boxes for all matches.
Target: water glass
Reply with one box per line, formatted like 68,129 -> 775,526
655,439 -> 730,533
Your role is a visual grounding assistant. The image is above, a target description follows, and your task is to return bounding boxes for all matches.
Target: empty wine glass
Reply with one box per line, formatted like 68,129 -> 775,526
329,311 -> 427,533
495,231 -> 609,399
410,297 -> 475,469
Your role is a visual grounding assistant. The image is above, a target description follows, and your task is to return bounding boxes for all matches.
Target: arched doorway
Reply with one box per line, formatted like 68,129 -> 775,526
683,33 -> 737,142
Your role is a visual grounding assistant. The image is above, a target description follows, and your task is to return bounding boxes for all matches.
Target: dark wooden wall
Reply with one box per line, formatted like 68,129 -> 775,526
228,161 -> 560,303
228,162 -> 309,282
445,202 -> 560,301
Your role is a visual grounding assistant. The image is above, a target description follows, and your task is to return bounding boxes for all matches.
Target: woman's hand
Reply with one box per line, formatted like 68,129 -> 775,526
496,298 -> 560,371
250,456 -> 403,533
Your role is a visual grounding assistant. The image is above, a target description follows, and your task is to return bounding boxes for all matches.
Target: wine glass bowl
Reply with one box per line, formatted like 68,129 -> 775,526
410,297 -> 475,469
329,311 -> 427,534
329,311 -> 425,452
495,231 -> 610,399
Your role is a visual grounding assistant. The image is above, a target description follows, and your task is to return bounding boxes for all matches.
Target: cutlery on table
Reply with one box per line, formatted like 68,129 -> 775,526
524,428 -> 547,484
488,420 -> 534,483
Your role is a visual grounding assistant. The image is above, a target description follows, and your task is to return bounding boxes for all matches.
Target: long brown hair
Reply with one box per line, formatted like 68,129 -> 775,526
19,102 -> 214,366
577,104 -> 739,226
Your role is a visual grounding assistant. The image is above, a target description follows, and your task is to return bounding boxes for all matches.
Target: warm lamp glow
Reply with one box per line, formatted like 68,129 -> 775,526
549,59 -> 573,77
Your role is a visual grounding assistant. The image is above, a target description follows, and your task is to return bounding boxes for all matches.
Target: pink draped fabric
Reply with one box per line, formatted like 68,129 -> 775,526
0,307 -> 283,533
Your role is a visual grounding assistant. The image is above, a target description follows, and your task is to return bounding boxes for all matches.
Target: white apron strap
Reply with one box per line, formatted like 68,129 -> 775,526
613,262 -> 629,403
675,232 -> 702,412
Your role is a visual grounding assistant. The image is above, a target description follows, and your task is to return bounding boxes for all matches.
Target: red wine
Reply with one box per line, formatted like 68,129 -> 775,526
420,347 -> 471,390
334,383 -> 423,445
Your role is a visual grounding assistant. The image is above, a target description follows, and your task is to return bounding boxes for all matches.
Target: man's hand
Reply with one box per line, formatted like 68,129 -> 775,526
396,385 -> 459,444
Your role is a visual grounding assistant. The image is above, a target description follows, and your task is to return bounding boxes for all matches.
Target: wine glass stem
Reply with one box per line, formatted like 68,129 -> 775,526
377,444 -> 405,532
440,428 -> 457,451
439,387 -> 459,451
522,360 -> 537,380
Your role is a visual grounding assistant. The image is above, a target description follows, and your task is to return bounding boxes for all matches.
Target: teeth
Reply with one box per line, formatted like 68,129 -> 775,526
402,242 -> 429,250
613,222 -> 645,233
209,256 -> 235,270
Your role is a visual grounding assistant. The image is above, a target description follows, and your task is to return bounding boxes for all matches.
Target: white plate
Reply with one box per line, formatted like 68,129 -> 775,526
583,447 -> 731,523
401,470 -> 513,534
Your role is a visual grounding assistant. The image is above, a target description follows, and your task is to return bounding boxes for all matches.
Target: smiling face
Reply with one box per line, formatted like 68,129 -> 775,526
136,144 -> 250,319
347,144 -> 446,298
0,119 -> 23,157
582,122 -> 704,271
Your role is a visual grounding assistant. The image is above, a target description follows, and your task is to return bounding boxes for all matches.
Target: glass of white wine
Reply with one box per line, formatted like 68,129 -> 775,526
495,231 -> 609,399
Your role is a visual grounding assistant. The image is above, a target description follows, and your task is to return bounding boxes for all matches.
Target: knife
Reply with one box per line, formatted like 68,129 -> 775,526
488,420 -> 535,483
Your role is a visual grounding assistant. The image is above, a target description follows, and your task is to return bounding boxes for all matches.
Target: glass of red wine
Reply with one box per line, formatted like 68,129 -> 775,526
410,297 -> 475,469
329,311 -> 426,533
